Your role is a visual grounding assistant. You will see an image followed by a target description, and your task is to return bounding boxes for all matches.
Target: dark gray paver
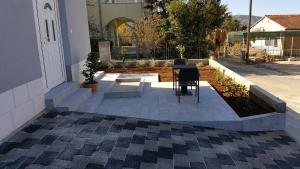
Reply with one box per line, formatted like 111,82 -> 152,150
0,111 -> 299,169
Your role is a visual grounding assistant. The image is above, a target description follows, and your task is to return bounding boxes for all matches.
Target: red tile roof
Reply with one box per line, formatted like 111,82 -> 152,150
266,15 -> 300,30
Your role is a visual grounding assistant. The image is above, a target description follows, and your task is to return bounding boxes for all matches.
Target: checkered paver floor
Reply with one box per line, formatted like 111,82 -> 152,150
0,111 -> 300,169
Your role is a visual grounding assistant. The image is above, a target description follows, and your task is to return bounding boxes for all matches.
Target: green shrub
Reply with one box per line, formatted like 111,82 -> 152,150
214,69 -> 223,82
176,44 -> 186,59
82,52 -> 100,84
214,69 -> 251,109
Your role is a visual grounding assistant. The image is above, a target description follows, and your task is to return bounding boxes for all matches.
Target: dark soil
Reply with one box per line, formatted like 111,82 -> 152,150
103,66 -> 274,117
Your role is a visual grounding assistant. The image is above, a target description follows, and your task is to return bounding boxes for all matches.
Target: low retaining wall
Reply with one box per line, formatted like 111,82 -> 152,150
109,59 -> 209,68
98,41 -> 210,68
209,59 -> 286,113
208,59 -> 286,131
209,59 -> 253,90
182,112 -> 286,131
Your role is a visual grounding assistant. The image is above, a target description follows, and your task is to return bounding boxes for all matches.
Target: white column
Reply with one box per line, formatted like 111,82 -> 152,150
99,41 -> 111,67
290,36 -> 294,57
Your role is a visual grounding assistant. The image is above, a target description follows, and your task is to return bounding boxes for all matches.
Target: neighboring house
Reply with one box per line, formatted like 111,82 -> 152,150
0,0 -> 91,140
86,0 -> 144,42
251,15 -> 300,57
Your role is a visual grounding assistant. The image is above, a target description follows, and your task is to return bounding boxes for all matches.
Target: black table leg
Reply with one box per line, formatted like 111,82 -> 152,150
181,85 -> 188,94
172,69 -> 174,90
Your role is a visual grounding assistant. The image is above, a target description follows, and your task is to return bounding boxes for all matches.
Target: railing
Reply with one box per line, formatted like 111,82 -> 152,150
111,46 -> 209,60
283,49 -> 300,58
264,49 -> 300,58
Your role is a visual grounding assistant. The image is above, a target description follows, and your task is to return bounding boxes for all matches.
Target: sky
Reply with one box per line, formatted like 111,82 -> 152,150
221,0 -> 300,16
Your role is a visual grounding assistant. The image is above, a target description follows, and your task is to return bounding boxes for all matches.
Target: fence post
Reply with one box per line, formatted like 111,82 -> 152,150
136,46 -> 139,60
280,33 -> 283,57
98,41 -> 111,67
290,36 -> 294,58
166,46 -> 168,60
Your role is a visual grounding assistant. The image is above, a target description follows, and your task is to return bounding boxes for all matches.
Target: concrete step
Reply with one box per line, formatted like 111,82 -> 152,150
94,71 -> 105,80
45,82 -> 80,110
76,92 -> 104,113
56,88 -> 92,112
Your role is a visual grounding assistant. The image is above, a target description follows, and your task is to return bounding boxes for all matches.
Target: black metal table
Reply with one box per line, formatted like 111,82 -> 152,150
172,64 -> 198,94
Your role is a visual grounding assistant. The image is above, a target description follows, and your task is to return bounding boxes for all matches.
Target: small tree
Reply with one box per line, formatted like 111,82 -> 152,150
120,47 -> 128,64
167,0 -> 227,56
222,15 -> 243,31
144,0 -> 172,18
131,13 -> 166,58
82,52 -> 99,84
176,44 -> 185,59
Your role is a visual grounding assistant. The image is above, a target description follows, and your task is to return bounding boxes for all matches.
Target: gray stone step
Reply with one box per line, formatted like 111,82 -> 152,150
45,82 -> 80,109
76,92 -> 104,113
94,71 -> 105,80
56,88 -> 92,112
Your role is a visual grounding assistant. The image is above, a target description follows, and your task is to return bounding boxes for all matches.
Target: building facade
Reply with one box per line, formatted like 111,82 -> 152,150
251,15 -> 300,57
0,0 -> 91,140
86,0 -> 144,41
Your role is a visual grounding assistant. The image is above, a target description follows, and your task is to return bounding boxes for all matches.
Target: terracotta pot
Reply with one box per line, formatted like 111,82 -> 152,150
82,82 -> 98,92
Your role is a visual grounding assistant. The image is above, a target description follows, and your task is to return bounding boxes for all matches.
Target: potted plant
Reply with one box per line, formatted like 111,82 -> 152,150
81,52 -> 99,92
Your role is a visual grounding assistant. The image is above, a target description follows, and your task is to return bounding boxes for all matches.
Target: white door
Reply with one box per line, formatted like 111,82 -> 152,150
35,0 -> 66,91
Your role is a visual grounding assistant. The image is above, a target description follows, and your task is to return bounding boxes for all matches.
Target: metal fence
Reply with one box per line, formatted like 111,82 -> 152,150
111,46 -> 208,60
264,49 -> 300,58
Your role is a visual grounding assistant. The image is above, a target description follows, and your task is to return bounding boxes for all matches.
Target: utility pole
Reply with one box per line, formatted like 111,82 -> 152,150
246,0 -> 253,63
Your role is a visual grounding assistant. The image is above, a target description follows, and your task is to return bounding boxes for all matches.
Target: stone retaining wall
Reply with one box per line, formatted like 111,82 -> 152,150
209,59 -> 286,113
108,59 -> 209,68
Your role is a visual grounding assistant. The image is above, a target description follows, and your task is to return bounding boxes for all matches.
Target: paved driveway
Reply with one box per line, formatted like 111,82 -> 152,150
219,58 -> 300,143
0,111 -> 299,169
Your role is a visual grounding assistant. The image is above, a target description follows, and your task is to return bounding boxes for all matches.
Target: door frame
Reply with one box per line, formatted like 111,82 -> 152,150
32,0 -> 66,93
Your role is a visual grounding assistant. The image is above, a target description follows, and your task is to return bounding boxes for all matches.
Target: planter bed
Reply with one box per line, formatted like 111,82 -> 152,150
102,66 -> 274,117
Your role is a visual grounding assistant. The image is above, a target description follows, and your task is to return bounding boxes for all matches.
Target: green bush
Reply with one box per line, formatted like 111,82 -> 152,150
82,52 -> 100,84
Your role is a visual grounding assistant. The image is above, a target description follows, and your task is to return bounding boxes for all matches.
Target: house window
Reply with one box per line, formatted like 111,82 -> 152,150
265,39 -> 278,47
265,39 -> 271,46
274,39 -> 278,47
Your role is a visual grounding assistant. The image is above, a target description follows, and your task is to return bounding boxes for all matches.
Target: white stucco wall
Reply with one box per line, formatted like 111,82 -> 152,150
0,78 -> 45,140
0,0 -> 92,141
0,0 -> 43,94
251,17 -> 285,32
0,0 -> 46,141
101,3 -> 144,27
251,17 -> 285,55
59,0 -> 91,82
86,0 -> 101,38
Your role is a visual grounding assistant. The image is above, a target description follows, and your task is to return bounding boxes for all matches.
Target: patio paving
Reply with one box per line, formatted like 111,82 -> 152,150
0,111 -> 299,169
78,73 -> 239,126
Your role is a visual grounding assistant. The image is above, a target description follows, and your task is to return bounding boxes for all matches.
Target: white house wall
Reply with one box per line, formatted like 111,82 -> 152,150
252,39 -> 283,50
0,0 -> 91,141
101,3 -> 144,28
251,17 -> 285,55
251,17 -> 286,32
58,0 -> 91,83
86,0 -> 102,38
0,0 -> 43,94
0,78 -> 45,140
0,0 -> 46,141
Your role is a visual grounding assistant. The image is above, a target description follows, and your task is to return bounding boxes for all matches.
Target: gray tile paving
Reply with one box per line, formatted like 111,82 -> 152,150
0,111 -> 299,169
94,74 -> 239,123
